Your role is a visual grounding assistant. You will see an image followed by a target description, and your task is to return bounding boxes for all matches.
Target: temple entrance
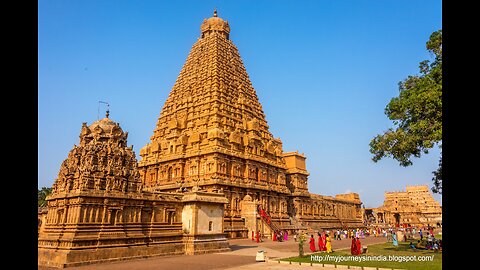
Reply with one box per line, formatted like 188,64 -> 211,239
394,213 -> 400,226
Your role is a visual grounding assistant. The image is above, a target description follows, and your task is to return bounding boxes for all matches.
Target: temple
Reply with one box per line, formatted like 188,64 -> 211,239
38,112 -> 230,268
38,11 -> 363,268
366,185 -> 442,228
137,10 -> 363,238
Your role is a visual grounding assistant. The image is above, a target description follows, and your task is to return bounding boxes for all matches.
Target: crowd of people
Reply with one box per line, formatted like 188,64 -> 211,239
272,230 -> 288,242
250,224 -> 441,254
409,227 -> 442,252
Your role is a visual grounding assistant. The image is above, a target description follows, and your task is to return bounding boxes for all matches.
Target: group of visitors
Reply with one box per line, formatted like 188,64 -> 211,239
258,207 -> 271,225
251,230 -> 263,243
409,230 -> 442,252
384,225 -> 442,254
252,229 -> 290,243
316,228 -> 373,240
350,237 -> 362,255
272,230 -> 288,242
251,223 -> 441,256
308,231 -> 332,253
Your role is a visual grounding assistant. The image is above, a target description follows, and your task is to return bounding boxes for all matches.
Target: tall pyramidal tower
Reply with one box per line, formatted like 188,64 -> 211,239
138,10 -> 363,237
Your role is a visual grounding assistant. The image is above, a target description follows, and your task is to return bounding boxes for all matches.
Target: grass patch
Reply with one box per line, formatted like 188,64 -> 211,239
282,241 -> 441,270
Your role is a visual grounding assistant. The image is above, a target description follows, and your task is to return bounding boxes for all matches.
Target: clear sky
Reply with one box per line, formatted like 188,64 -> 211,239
38,0 -> 442,208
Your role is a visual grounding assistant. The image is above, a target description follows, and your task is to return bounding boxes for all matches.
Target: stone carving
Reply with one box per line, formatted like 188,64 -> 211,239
50,115 -> 142,195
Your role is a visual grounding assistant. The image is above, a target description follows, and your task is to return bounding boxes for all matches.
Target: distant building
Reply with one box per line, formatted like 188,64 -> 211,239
373,185 -> 442,227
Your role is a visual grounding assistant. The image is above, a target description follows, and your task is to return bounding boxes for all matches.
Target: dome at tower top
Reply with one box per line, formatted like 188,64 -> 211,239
81,111 -> 125,139
89,117 -> 118,133
200,9 -> 230,37
88,111 -> 122,134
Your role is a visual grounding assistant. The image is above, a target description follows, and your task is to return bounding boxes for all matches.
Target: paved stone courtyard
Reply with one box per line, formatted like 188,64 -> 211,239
38,236 -> 388,270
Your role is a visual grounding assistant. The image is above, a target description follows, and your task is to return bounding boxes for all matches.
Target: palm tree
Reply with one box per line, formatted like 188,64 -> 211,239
38,187 -> 52,207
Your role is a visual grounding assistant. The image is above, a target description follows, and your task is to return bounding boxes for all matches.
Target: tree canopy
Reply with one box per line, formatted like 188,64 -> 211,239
38,187 -> 52,207
369,30 -> 442,193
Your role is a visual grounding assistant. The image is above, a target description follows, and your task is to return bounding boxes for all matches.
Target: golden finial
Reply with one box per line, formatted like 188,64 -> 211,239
213,8 -> 217,17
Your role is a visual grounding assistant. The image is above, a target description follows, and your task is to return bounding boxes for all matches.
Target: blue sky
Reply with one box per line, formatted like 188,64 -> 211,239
38,0 -> 442,208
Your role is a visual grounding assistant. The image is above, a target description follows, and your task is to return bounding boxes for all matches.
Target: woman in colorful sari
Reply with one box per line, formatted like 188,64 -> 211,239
392,231 -> 398,247
322,231 -> 327,250
309,235 -> 316,253
356,237 -> 362,254
325,234 -> 332,253
317,232 -> 324,252
350,237 -> 357,255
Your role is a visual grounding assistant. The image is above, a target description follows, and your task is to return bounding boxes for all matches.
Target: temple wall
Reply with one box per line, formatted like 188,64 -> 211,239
292,193 -> 363,230
197,203 -> 224,234
38,190 -> 229,268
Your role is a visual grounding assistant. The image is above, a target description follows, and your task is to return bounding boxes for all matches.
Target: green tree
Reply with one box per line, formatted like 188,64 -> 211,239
369,30 -> 442,194
38,186 -> 52,207
298,232 -> 306,257
431,156 -> 442,194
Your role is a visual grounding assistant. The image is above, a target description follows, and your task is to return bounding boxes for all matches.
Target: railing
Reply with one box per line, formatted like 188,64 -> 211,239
257,205 -> 281,232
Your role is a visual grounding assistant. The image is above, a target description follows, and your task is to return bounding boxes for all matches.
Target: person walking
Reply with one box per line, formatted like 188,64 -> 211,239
325,234 -> 332,253
309,235 -> 316,253
350,236 -> 357,255
322,231 -> 327,249
317,232 -> 325,252
392,231 -> 398,247
356,237 -> 362,254
427,232 -> 433,247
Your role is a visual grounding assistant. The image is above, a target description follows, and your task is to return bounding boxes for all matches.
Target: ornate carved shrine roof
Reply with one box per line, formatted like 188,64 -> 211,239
139,10 -> 285,168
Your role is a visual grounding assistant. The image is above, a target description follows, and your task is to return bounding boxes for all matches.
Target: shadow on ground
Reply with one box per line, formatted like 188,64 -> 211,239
228,244 -> 258,251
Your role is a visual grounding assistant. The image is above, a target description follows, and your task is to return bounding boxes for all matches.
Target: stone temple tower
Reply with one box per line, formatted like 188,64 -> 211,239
138,10 -> 297,237
136,10 -> 364,238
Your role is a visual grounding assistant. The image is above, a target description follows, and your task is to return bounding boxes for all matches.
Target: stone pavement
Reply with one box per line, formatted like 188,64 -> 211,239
38,236 -> 388,270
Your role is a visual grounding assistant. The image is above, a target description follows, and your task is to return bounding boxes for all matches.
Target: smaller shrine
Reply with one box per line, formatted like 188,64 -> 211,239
38,112 -> 229,268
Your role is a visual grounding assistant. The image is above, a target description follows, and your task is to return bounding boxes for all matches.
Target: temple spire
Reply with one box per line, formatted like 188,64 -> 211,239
213,8 -> 217,17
